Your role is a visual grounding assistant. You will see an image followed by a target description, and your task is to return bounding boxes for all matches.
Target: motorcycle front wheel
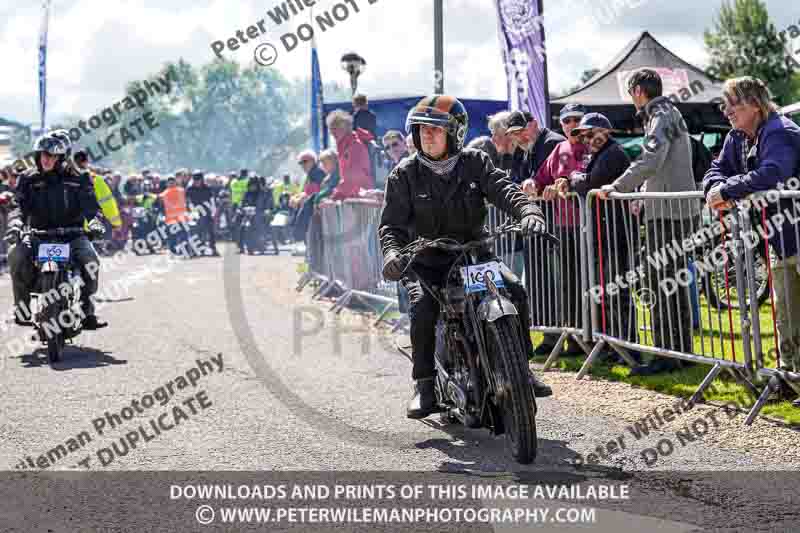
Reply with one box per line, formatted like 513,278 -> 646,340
487,316 -> 537,464
39,271 -> 66,364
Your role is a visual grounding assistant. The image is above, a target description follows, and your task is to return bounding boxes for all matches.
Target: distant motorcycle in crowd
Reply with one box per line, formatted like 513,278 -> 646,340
130,206 -> 160,255
270,192 -> 295,246
236,206 -> 277,255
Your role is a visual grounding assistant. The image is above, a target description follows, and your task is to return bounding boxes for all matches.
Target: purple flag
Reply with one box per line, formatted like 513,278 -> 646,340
494,0 -> 549,126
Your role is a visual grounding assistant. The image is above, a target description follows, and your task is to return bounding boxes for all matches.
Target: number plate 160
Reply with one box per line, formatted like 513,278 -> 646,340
461,261 -> 505,294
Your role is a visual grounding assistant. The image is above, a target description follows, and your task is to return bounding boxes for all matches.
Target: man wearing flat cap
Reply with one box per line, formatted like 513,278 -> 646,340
505,109 -> 565,355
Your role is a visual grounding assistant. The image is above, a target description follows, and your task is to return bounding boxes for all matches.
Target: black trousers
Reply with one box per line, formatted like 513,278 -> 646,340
195,215 -> 218,252
645,218 -> 697,354
596,212 -> 637,343
402,260 -> 532,380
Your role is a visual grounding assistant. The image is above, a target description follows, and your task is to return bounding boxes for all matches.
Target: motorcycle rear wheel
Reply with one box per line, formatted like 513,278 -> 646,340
487,316 -> 537,464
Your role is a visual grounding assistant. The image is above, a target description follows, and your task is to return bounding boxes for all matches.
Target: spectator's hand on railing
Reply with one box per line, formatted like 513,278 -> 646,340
597,184 -> 616,200
706,185 -> 733,211
521,178 -> 538,197
543,181 -> 569,201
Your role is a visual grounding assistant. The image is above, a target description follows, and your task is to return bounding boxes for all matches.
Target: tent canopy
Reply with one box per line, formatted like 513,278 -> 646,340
322,97 -> 507,147
551,32 -> 728,133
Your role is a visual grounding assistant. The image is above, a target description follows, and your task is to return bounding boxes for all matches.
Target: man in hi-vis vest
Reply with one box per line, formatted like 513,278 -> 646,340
73,151 -> 121,238
159,176 -> 192,256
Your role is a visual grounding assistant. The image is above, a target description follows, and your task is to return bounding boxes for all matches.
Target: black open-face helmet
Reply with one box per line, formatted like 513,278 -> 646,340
33,131 -> 71,156
405,95 -> 469,156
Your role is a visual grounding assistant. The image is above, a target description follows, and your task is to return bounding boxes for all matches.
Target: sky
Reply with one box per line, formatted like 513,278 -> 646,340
0,0 -> 798,126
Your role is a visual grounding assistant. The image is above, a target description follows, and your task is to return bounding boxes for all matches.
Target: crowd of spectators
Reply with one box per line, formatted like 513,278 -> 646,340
462,69 -> 800,391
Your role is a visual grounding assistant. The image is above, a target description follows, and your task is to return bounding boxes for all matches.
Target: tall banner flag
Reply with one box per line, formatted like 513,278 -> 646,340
310,35 -> 325,153
38,0 -> 52,132
494,0 -> 549,126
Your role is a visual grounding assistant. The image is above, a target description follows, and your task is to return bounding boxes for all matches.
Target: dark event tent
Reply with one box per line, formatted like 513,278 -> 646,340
321,32 -> 730,148
551,31 -> 728,133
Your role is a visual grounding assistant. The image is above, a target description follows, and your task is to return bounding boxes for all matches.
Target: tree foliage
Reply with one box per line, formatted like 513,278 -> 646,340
23,58 -> 351,176
703,0 -> 800,105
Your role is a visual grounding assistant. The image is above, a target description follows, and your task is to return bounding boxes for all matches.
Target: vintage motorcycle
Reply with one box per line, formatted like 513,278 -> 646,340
396,222 -> 556,464
130,206 -> 159,255
29,227 -> 93,364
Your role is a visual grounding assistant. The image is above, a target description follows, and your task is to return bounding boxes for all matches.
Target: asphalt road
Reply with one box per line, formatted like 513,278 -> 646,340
0,243 -> 796,532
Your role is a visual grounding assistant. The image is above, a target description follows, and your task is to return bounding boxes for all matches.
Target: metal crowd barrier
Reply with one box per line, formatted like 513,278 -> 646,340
330,199 -> 399,322
0,208 -> 7,266
486,203 -> 517,268
520,194 -> 593,368
296,187 -> 800,425
738,190 -> 800,423
296,207 -> 329,294
578,190 -> 765,422
295,202 -> 349,299
296,199 -> 400,325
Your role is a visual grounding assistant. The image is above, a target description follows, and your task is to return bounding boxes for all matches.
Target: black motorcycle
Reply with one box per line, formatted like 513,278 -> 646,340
238,206 -> 279,255
270,192 -> 295,245
29,227 -> 92,364
130,206 -> 159,255
397,222 -> 554,464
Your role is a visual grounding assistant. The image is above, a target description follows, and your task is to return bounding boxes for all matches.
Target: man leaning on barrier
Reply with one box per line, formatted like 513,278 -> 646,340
379,95 -> 552,419
522,104 -> 590,355
468,111 -> 527,276
506,109 -> 566,355
702,77 -> 800,405
598,68 -> 700,375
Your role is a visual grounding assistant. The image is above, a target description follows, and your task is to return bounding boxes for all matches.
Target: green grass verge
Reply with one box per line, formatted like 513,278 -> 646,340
530,295 -> 800,426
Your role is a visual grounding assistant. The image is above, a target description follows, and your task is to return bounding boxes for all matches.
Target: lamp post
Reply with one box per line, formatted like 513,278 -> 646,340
434,0 -> 443,94
340,52 -> 366,96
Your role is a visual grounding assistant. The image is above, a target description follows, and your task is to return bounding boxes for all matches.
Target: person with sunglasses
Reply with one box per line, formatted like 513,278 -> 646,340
383,130 -> 409,167
703,77 -> 800,396
291,151 -> 325,209
554,113 -> 641,363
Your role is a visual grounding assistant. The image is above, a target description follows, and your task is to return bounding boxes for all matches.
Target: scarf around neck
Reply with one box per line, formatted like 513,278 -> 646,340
417,151 -> 461,176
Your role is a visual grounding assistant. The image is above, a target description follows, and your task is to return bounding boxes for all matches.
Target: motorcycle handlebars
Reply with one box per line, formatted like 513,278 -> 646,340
31,227 -> 87,238
399,222 -> 559,258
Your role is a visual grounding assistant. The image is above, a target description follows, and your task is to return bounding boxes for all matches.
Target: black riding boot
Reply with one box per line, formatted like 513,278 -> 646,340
406,377 -> 437,419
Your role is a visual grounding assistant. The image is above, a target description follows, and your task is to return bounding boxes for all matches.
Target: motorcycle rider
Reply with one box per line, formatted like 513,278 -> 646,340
6,131 -> 108,329
131,178 -> 159,248
238,176 -> 270,254
379,96 -> 552,419
135,178 -> 159,210
186,170 -> 220,257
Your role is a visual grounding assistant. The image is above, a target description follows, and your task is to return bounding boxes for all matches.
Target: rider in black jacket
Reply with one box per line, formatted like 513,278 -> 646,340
6,131 -> 107,329
186,170 -> 220,257
379,96 -> 552,419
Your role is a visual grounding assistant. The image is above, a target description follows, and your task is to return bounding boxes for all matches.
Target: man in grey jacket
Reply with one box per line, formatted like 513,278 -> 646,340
598,69 -> 700,375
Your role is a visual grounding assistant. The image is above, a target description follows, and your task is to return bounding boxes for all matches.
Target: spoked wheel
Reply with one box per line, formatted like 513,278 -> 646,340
39,271 -> 65,365
703,235 -> 771,310
487,316 -> 537,464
